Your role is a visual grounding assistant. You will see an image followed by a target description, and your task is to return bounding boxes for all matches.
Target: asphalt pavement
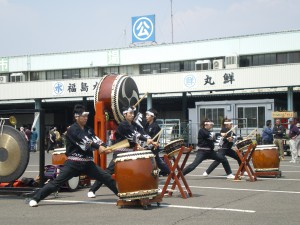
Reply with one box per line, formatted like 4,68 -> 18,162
1,150 -> 300,225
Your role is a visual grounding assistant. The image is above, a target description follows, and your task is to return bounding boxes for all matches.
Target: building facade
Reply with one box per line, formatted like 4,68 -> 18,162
0,30 -> 300,144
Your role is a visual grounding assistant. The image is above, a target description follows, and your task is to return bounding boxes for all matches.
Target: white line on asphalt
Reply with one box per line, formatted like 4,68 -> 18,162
187,174 -> 300,181
43,199 -> 255,213
185,185 -> 300,194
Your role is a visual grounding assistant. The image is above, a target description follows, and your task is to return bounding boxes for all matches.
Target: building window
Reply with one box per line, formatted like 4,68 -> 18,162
62,69 -> 80,79
80,68 -> 100,78
237,106 -> 265,128
199,108 -> 224,128
277,53 -> 288,64
46,70 -> 63,80
264,54 -> 276,65
239,56 -> 252,67
103,66 -> 119,75
288,52 -> 300,63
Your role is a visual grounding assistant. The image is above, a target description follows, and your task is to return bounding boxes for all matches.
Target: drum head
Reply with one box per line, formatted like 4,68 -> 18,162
0,125 -> 29,182
94,75 -> 140,124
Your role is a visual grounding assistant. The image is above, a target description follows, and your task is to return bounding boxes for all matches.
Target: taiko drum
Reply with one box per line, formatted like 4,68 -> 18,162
252,145 -> 280,171
114,150 -> 159,200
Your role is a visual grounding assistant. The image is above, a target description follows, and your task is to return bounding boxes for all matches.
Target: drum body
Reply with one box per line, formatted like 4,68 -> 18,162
52,148 -> 67,165
94,74 -> 140,124
44,165 -> 79,191
252,145 -> 280,171
164,139 -> 184,157
114,150 -> 159,200
235,139 -> 253,151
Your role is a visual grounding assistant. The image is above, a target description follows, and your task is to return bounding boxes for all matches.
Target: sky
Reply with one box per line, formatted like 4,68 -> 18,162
0,0 -> 299,57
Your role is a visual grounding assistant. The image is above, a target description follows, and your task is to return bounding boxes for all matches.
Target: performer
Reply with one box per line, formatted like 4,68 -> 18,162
29,104 -> 117,207
87,106 -> 155,198
182,118 -> 235,179
203,118 -> 241,177
144,108 -> 170,176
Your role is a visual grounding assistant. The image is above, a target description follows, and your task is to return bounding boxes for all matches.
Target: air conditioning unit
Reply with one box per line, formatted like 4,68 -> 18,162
213,59 -> 224,70
0,76 -> 8,83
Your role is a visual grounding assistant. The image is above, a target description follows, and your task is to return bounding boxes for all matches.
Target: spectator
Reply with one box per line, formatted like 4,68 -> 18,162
30,127 -> 38,152
262,120 -> 273,145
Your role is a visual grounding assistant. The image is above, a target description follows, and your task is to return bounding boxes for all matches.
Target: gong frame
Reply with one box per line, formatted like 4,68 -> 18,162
0,109 -> 45,195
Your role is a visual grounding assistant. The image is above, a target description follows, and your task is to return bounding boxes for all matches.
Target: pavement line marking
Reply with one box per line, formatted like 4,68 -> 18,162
185,185 -> 300,194
186,174 -> 300,181
43,199 -> 255,213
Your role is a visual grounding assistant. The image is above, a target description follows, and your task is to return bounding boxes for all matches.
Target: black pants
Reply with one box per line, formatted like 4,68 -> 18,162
182,150 -> 232,175
47,141 -> 56,152
89,156 -> 116,193
32,160 -> 118,203
206,148 -> 241,175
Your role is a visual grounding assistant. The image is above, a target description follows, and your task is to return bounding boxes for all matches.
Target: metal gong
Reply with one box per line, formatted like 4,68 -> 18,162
0,125 -> 29,182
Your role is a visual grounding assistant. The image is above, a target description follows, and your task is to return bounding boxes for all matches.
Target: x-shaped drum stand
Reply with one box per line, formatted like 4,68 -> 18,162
160,146 -> 193,199
234,143 -> 257,182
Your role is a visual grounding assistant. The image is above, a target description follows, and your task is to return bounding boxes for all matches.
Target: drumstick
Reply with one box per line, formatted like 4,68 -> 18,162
245,128 -> 258,139
132,92 -> 148,108
224,125 -> 237,136
152,129 -> 163,141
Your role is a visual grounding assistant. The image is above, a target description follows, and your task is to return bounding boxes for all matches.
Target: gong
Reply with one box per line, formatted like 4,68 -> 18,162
0,125 -> 29,182
94,74 -> 140,124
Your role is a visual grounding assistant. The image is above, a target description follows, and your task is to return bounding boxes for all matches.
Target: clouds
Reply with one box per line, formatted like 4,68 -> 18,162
0,0 -> 299,57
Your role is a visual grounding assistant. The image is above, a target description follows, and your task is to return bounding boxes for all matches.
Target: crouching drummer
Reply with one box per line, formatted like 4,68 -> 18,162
29,104 -> 117,207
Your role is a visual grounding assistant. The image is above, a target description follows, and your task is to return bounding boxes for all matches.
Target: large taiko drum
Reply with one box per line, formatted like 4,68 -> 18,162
252,145 -> 280,171
44,165 -> 80,191
114,150 -> 159,200
94,74 -> 140,124
52,148 -> 67,165
164,139 -> 185,157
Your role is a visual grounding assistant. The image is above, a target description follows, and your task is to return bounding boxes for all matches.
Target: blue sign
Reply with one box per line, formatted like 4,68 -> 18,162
53,82 -> 64,95
132,15 -> 155,43
184,74 -> 196,88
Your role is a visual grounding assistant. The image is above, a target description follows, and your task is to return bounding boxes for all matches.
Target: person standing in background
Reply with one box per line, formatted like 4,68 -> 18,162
262,120 -> 273,145
288,118 -> 300,163
30,127 -> 38,152
273,119 -> 285,160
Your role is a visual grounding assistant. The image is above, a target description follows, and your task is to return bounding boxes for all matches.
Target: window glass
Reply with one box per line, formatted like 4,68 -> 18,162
277,53 -> 288,64
288,52 -> 300,63
252,55 -> 259,66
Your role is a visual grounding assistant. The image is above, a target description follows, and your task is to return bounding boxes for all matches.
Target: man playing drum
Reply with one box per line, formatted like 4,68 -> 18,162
29,104 -> 117,207
144,108 -> 170,176
203,118 -> 240,178
182,119 -> 235,179
87,106 -> 156,198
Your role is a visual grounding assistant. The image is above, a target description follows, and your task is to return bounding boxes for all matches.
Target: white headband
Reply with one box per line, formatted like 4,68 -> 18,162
146,111 -> 155,117
224,121 -> 233,124
123,107 -> 135,115
204,122 -> 214,125
75,111 -> 89,117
